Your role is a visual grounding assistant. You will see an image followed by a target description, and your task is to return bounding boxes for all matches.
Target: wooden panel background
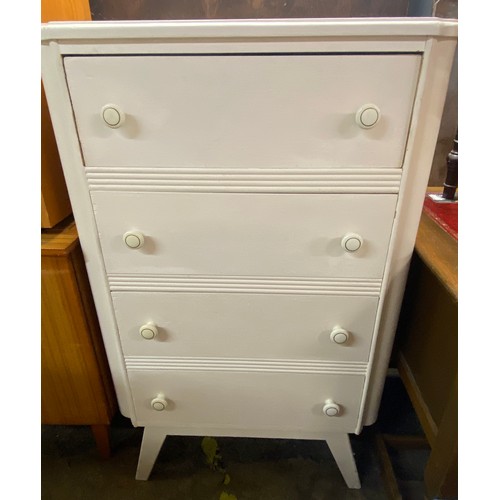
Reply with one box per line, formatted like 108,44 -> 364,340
41,83 -> 72,228
89,0 -> 409,20
41,0 -> 91,22
41,0 -> 92,228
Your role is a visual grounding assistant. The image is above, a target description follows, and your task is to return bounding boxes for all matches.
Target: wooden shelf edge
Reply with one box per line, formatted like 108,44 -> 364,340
41,217 -> 79,256
414,193 -> 458,301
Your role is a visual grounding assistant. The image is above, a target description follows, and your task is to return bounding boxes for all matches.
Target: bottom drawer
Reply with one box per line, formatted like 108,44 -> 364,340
128,370 -> 365,434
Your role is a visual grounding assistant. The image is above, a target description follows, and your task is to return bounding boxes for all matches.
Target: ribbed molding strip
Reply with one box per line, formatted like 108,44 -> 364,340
108,274 -> 382,296
86,167 -> 402,194
125,356 -> 368,375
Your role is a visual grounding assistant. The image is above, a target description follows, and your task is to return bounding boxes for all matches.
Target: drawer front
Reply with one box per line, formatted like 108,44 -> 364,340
128,370 -> 364,432
113,292 -> 378,361
64,54 -> 420,169
93,192 -> 397,278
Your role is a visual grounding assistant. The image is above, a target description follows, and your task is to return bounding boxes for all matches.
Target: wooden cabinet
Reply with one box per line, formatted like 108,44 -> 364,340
41,83 -> 72,228
41,0 -> 92,228
395,197 -> 457,499
41,0 -> 118,459
42,219 -> 117,457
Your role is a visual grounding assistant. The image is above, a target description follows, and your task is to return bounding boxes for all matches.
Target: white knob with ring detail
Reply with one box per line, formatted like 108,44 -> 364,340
140,322 -> 158,340
356,104 -> 380,129
151,395 -> 168,411
123,231 -> 145,249
101,104 -> 125,128
341,233 -> 363,253
323,400 -> 341,417
330,327 -> 350,345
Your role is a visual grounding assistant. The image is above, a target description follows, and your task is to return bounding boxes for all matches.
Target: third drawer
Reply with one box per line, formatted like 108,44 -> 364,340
113,291 -> 379,362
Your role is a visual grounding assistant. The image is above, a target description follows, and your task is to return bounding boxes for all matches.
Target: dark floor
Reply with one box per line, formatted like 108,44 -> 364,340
42,376 -> 429,500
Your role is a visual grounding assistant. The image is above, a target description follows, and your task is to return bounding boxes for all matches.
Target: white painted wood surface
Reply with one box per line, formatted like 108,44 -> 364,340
128,369 -> 365,431
85,167 -> 403,194
91,192 -> 397,278
135,427 -> 168,480
359,37 -> 459,429
112,292 -> 379,361
326,434 -> 361,489
40,18 -> 457,489
65,54 -> 420,169
41,18 -> 459,41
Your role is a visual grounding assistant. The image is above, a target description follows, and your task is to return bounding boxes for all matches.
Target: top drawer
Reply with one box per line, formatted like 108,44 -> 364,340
64,54 -> 420,169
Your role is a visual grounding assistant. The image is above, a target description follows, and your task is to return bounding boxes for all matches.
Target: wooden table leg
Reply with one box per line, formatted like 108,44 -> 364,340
91,424 -> 111,459
424,376 -> 458,499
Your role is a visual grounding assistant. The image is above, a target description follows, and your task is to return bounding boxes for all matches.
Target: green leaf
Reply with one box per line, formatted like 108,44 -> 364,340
219,492 -> 237,500
201,437 -> 219,466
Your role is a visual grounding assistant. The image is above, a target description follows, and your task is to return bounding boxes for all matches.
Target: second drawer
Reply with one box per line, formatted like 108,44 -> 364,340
112,292 -> 378,362
93,192 -> 397,279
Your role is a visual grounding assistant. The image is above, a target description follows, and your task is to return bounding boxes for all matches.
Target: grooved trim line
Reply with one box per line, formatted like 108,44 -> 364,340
125,356 -> 368,375
86,167 -> 403,194
108,275 -> 383,296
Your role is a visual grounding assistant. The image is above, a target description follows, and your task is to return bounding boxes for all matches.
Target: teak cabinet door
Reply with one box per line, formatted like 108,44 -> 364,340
41,224 -> 116,425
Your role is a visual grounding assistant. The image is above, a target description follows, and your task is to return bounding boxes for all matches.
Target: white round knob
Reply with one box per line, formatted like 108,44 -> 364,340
151,396 -> 168,411
341,233 -> 363,253
323,401 -> 341,417
140,322 -> 158,340
356,104 -> 380,129
330,327 -> 350,345
123,231 -> 145,249
101,104 -> 125,128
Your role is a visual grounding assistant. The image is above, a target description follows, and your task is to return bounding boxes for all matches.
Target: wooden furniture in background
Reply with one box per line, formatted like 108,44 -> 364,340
42,218 -> 117,458
41,0 -> 117,459
395,188 -> 458,499
42,0 -> 91,23
41,0 -> 91,228
41,0 -> 119,458
41,82 -> 72,228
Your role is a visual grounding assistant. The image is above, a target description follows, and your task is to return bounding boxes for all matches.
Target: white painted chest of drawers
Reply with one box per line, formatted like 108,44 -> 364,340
41,18 -> 457,488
